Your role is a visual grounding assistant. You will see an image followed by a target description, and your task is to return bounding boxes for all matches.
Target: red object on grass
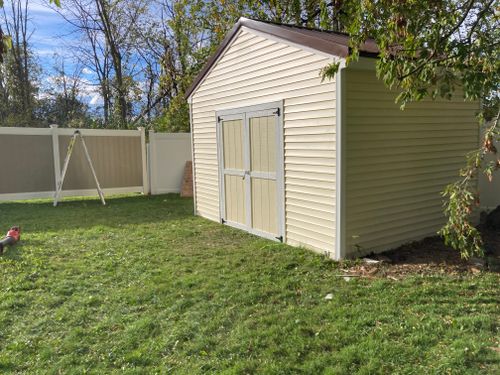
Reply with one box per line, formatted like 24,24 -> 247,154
0,226 -> 21,254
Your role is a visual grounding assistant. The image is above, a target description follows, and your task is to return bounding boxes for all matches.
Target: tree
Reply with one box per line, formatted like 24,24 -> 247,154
0,0 -> 40,126
54,0 -> 149,128
0,0 -> 60,61
320,1 -> 499,258
36,57 -> 91,127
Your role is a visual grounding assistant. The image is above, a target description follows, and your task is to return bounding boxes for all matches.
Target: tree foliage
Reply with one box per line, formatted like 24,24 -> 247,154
321,0 -> 499,258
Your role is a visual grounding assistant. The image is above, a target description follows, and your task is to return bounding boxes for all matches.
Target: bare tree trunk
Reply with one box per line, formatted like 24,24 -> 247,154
95,0 -> 127,127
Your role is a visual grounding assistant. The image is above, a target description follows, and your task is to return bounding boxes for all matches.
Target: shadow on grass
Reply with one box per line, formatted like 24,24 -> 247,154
0,194 -> 195,233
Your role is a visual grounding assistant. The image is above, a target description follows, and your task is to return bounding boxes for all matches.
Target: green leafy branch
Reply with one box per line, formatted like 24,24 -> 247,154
439,111 -> 499,259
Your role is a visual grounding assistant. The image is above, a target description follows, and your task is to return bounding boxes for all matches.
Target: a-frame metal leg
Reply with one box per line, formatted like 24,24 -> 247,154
53,130 -> 106,206
79,132 -> 106,206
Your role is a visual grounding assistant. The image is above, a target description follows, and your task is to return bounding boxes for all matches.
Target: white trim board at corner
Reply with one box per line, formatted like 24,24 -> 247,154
0,187 -> 143,202
0,127 -> 142,137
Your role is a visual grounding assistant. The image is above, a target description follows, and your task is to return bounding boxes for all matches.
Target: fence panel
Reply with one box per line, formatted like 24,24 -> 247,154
149,132 -> 192,194
0,126 -> 147,201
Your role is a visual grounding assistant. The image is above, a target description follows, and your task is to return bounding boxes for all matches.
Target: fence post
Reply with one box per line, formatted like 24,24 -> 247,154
50,124 -> 61,195
148,130 -> 156,195
138,127 -> 149,195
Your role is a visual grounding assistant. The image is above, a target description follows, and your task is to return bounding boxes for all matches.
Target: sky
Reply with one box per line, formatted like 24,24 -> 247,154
2,0 -> 102,105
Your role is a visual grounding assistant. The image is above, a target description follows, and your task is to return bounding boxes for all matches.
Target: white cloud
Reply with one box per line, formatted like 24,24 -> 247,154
82,67 -> 93,75
89,94 -> 103,106
42,74 -> 103,107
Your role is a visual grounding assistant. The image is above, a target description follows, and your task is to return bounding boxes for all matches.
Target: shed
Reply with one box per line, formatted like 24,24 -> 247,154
186,18 -> 479,259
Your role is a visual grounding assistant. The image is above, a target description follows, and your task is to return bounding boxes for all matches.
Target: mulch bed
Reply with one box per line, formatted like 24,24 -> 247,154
340,209 -> 500,279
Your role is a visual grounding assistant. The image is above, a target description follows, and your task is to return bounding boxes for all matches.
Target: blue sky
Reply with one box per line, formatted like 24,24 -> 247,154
23,1 -> 77,69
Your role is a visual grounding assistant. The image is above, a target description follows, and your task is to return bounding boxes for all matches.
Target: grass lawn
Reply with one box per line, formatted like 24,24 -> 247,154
0,194 -> 498,374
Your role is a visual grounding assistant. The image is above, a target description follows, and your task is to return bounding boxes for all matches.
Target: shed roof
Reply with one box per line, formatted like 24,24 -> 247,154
186,18 -> 379,99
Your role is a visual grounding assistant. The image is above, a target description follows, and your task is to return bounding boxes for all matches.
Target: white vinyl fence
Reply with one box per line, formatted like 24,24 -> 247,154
148,132 -> 192,194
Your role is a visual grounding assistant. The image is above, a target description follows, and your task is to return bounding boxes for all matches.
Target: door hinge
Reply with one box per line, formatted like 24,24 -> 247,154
221,218 -> 226,224
275,235 -> 283,242
217,116 -> 223,123
273,108 -> 280,116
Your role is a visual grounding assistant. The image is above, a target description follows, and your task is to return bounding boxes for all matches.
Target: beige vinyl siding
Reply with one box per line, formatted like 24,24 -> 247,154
191,29 -> 336,255
344,69 -> 479,256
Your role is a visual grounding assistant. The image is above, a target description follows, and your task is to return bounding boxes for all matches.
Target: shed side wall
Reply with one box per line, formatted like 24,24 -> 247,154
191,29 -> 337,255
345,69 -> 479,256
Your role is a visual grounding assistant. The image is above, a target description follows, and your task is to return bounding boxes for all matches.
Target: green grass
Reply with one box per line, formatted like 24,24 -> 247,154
0,194 -> 498,374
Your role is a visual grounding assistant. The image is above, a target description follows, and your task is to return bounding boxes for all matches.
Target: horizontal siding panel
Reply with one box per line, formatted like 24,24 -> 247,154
285,156 -> 336,167
347,116 -> 476,126
347,184 -> 451,210
348,108 -> 476,118
347,123 -> 480,133
286,171 -> 335,183
286,163 -> 336,175
284,125 -> 335,136
285,149 -> 335,158
285,185 -> 336,199
285,100 -> 335,113
286,182 -> 334,197
346,143 -> 473,157
349,129 -> 477,141
348,198 -> 444,220
348,208 -> 445,234
286,190 -> 336,206
286,134 -> 335,143
347,198 -> 442,222
347,151 -> 470,167
284,117 -> 336,128
206,47 -> 305,84
286,235 -> 334,254
344,69 -> 478,257
195,65 -> 330,103
347,163 -> 464,182
351,225 -> 443,255
203,43 -> 314,83
194,78 -> 333,110
347,176 -> 457,199
286,200 -> 335,218
212,41 -> 292,72
200,53 -> 324,94
287,224 -> 334,247
284,108 -> 335,121
285,91 -> 336,105
287,217 -> 335,237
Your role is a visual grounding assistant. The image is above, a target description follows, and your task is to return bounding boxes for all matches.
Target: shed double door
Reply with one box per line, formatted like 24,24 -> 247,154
218,106 -> 283,241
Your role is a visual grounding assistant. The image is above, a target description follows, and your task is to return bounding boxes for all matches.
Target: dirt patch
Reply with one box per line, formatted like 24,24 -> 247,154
340,216 -> 500,279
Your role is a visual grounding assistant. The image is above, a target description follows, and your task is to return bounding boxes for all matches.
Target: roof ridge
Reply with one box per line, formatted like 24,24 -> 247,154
244,17 -> 352,38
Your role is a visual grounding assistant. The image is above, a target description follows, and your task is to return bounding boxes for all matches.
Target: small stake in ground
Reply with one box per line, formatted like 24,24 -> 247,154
53,130 -> 106,207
